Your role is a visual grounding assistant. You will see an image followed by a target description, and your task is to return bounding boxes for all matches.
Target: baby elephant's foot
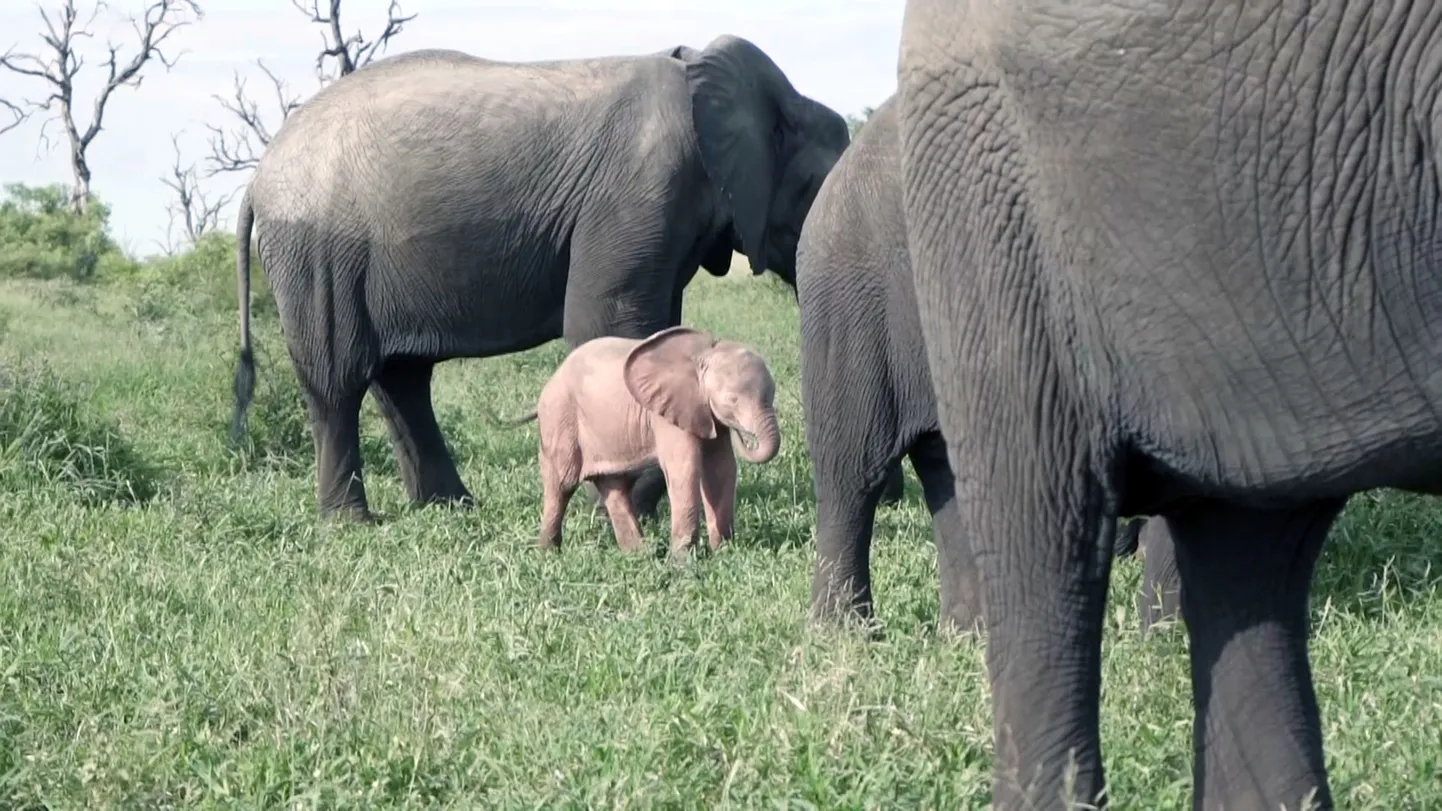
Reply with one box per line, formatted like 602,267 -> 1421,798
707,530 -> 732,553
616,536 -> 648,554
667,542 -> 697,566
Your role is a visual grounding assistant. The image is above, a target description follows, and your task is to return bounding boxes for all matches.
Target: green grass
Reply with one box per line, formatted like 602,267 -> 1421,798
0,269 -> 1439,809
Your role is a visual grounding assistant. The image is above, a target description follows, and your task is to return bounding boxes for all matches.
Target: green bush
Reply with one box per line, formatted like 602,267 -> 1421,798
226,344 -> 314,475
0,353 -> 161,505
134,230 -> 275,318
0,183 -> 139,281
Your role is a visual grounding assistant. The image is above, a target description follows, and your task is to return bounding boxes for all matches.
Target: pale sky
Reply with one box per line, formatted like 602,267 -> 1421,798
0,0 -> 903,256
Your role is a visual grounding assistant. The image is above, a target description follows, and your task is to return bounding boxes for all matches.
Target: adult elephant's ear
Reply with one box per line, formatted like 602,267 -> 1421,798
686,35 -> 788,275
624,326 -> 719,439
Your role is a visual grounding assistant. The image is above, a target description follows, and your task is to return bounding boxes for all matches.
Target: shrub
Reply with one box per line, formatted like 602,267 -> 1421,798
225,345 -> 313,475
0,183 -> 140,281
0,354 -> 162,505
134,230 -> 275,318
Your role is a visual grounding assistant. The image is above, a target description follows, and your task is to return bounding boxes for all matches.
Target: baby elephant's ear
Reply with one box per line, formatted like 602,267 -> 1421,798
624,326 -> 719,439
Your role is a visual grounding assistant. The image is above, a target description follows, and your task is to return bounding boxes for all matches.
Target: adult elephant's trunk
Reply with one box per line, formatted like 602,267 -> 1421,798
730,406 -> 780,463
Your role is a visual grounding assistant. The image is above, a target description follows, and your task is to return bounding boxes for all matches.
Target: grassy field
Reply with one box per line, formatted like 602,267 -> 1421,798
0,267 -> 1439,809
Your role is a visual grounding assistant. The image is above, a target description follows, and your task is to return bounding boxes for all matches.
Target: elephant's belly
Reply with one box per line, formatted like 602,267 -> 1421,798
379,309 -> 566,361
369,253 -> 570,361
576,402 -> 658,480
578,439 -> 659,481
1115,349 -> 1442,508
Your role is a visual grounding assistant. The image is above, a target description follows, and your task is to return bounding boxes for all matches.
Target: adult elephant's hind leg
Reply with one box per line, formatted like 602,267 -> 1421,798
368,357 -> 474,508
808,437 -> 897,627
959,445 -> 1114,809
298,376 -> 373,523
1168,498 -> 1342,811
1137,516 -> 1182,635
908,435 -> 981,634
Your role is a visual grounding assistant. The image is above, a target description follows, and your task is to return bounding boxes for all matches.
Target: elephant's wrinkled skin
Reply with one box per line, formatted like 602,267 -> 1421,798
228,37 -> 849,523
897,1 -> 1442,807
525,326 -> 780,560
798,95 -> 1147,633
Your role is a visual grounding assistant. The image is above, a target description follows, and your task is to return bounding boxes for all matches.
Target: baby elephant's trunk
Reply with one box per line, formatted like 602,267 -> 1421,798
731,406 -> 781,464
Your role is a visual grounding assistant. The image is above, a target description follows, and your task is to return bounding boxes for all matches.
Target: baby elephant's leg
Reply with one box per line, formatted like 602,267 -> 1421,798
700,440 -> 738,551
595,474 -> 646,553
654,427 -> 704,562
538,446 -> 579,551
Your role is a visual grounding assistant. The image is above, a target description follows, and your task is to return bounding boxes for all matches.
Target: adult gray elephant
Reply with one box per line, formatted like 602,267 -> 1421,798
228,37 -> 850,523
896,1 -> 1441,808
798,95 -> 1146,634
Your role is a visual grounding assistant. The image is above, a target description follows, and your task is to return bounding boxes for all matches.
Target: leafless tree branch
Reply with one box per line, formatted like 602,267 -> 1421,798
0,98 -> 29,135
203,60 -> 299,176
160,130 -> 234,254
291,0 -> 413,82
0,0 -> 204,213
205,0 -> 412,179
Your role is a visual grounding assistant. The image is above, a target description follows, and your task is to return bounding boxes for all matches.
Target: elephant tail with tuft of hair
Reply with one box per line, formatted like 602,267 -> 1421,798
229,185 -> 256,447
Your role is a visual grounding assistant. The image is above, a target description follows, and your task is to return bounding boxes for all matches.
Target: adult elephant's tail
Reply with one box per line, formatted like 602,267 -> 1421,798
229,185 -> 257,446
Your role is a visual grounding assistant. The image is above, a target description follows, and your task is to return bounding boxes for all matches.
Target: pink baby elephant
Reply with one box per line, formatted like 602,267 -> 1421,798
522,325 -> 782,560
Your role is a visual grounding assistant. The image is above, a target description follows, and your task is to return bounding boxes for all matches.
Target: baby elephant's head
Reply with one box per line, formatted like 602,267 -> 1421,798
623,326 -> 780,463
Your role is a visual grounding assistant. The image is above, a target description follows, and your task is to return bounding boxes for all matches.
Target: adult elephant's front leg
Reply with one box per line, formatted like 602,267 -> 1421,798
621,274 -> 692,520
1168,498 -> 1341,810
369,357 -> 474,507
943,395 -> 1114,809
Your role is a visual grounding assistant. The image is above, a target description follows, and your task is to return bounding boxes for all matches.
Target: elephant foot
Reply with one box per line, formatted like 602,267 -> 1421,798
416,490 -> 476,510
808,592 -> 885,639
666,542 -> 698,566
811,608 -> 886,641
937,609 -> 984,639
321,503 -> 378,526
404,470 -> 475,510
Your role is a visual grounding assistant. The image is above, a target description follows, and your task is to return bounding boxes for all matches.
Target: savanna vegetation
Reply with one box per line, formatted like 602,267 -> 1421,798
0,181 -> 1439,807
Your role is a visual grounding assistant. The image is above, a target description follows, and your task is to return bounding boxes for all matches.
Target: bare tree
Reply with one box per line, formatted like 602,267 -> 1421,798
294,0 -> 414,83
205,0 -> 412,177
0,0 -> 204,214
204,60 -> 300,175
158,130 -> 233,254
0,98 -> 28,135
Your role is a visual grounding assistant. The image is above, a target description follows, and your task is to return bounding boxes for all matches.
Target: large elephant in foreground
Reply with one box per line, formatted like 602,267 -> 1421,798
798,95 -> 1148,633
897,0 -> 1442,808
228,37 -> 850,522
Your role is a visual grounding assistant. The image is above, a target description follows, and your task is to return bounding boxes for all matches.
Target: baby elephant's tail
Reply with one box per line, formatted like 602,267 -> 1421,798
491,408 -> 538,428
